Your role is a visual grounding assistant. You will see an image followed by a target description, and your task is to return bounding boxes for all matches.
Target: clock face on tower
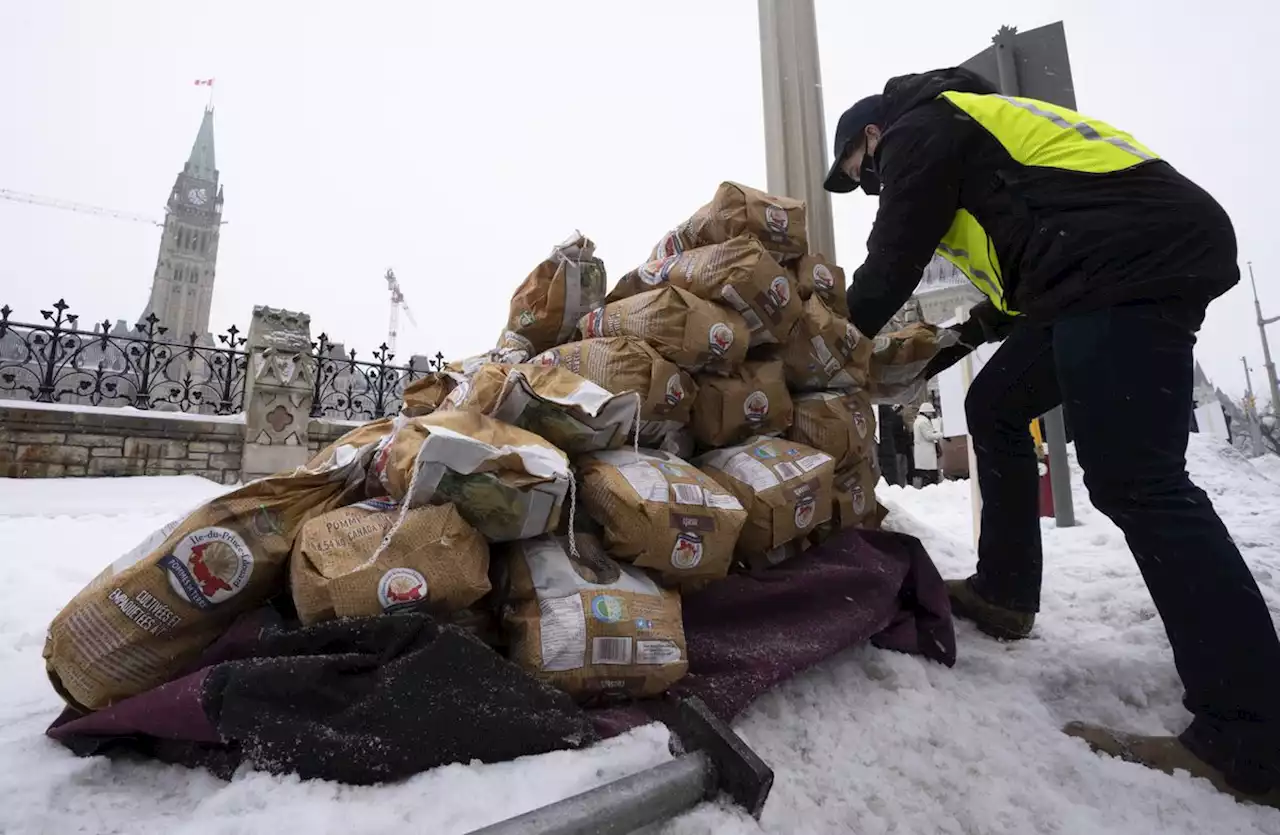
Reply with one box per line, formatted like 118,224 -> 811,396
186,187 -> 209,206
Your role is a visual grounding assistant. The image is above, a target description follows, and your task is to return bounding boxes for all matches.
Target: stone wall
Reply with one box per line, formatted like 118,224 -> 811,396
306,418 -> 366,456
0,403 -> 244,483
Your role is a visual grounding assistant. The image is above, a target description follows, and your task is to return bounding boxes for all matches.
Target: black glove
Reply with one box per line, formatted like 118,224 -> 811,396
919,301 -> 1019,379
920,337 -> 974,379
960,300 -> 1018,346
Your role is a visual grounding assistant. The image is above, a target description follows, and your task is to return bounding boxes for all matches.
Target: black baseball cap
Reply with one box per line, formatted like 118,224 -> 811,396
823,94 -> 885,194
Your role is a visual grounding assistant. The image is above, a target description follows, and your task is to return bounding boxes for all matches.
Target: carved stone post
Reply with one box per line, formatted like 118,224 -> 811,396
240,306 -> 315,481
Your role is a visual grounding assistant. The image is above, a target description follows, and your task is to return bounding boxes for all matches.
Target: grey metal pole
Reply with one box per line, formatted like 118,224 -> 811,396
992,25 -> 1075,527
758,0 -> 837,259
467,752 -> 711,835
1249,263 -> 1280,415
993,26 -> 1021,97
1243,355 -> 1265,453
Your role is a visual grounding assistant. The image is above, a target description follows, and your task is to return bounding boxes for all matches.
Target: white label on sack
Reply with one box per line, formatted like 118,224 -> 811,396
721,452 -> 779,491
617,460 -> 670,503
539,594 -> 587,672
592,636 -> 633,666
672,482 -> 705,506
828,370 -> 857,390
110,515 -> 188,575
704,490 -> 745,511
796,453 -> 832,474
720,284 -> 749,313
810,335 -> 837,371
636,640 -> 683,666
773,461 -> 803,482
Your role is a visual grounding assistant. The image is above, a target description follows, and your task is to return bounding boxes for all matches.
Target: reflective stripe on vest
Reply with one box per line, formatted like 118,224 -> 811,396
939,91 -> 1161,173
934,209 -> 1014,314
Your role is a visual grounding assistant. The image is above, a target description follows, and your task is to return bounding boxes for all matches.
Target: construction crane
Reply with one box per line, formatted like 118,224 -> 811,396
384,268 -> 418,356
0,187 -> 163,227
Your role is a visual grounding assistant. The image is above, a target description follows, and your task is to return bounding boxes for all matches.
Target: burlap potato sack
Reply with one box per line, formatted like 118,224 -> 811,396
400,373 -> 458,418
291,498 -> 489,625
496,232 -> 607,362
44,432 -> 386,712
530,337 -> 697,425
795,254 -> 849,318
306,417 -> 398,473
369,412 -> 571,543
780,296 -> 873,392
610,237 -> 800,348
578,286 -> 749,374
832,458 -> 881,530
649,182 -> 808,262
578,449 -> 746,584
440,363 -> 638,455
500,534 -> 687,702
749,534 -> 811,572
866,322 -> 962,404
696,436 -> 835,561
786,389 -> 877,472
636,422 -> 696,459
691,358 -> 792,449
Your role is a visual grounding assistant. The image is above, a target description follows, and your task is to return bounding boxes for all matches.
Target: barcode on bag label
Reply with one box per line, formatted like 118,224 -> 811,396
592,637 -> 633,665
672,483 -> 704,505
774,461 -> 803,481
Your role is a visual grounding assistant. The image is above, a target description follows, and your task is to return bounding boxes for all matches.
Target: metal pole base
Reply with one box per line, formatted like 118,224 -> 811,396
468,752 -> 712,835
1042,406 -> 1075,527
467,696 -> 773,835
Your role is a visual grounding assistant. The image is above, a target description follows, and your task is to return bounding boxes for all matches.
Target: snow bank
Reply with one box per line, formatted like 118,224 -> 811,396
1251,452 -> 1280,485
2,435 -> 1278,834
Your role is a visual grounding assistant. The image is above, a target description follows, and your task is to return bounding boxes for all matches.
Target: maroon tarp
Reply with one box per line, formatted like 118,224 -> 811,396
47,527 -> 953,783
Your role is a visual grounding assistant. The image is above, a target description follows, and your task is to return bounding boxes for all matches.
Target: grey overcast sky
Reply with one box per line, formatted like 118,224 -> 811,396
1,0 -> 1277,402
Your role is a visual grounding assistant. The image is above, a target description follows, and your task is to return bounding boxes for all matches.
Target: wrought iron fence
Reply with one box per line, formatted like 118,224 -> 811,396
0,299 -> 448,420
309,332 -> 445,422
0,300 -> 248,415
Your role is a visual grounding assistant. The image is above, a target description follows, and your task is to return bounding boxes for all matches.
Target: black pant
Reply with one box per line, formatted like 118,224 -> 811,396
911,468 -> 939,486
965,302 -> 1280,792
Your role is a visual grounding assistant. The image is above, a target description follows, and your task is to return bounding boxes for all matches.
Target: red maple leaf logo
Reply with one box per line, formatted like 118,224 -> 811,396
188,543 -> 233,598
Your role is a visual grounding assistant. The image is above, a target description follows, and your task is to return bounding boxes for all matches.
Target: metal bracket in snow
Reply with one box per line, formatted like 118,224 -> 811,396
467,695 -> 774,835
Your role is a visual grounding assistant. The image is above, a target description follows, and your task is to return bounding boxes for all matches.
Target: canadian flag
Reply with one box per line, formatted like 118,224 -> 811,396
193,78 -> 215,87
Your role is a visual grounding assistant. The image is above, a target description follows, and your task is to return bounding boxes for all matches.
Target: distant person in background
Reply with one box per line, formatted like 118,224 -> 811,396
892,405 -> 913,486
877,405 -> 904,486
912,403 -> 943,487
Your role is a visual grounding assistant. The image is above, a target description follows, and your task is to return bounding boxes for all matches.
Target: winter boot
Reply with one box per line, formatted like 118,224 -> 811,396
945,577 -> 1034,640
1063,722 -> 1280,809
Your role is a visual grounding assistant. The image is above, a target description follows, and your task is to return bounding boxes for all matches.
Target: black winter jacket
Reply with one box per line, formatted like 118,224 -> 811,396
845,67 -> 1240,338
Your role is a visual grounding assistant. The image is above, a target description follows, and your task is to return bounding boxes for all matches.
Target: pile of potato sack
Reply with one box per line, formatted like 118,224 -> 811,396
43,182 -> 951,712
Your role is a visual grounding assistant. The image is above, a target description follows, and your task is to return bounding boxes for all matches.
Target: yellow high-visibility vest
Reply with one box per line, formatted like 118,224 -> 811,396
931,92 -> 1161,315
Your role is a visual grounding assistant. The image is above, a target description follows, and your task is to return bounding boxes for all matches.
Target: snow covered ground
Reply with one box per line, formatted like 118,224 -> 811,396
2,441 -> 1279,835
